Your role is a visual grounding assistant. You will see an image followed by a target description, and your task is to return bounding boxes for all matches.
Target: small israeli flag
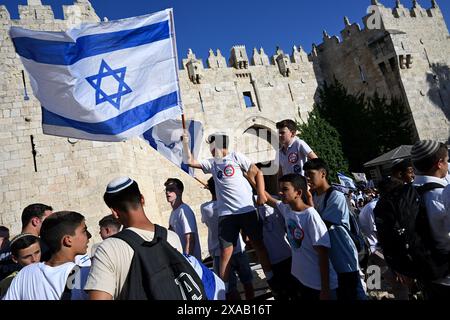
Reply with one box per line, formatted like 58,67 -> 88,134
10,9 -> 182,142
337,172 -> 356,189
142,119 -> 203,176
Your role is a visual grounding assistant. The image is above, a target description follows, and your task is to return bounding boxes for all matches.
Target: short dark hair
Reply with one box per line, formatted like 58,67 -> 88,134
10,234 -> 40,257
392,159 -> 413,175
377,177 -> 403,197
276,119 -> 297,132
103,180 -> 142,212
21,203 -> 53,229
164,178 -> 184,193
206,134 -> 229,149
303,158 -> 329,178
99,214 -> 122,231
40,211 -> 84,254
279,174 -> 308,195
412,143 -> 448,173
206,177 -> 216,196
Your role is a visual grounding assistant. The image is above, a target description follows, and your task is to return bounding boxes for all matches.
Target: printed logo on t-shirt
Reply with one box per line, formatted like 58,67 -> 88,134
217,170 -> 224,180
288,152 -> 299,164
287,219 -> 304,249
223,165 -> 235,177
293,164 -> 301,174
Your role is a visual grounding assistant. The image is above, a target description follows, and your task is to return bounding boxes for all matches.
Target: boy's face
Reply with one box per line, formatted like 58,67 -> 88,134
305,169 -> 326,191
13,241 -> 41,267
279,181 -> 301,204
278,127 -> 295,146
165,185 -> 181,203
71,220 -> 91,255
438,155 -> 449,178
402,167 -> 415,183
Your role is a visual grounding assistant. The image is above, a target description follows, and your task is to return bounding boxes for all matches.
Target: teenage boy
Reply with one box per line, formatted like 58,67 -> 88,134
263,173 -> 338,300
183,132 -> 277,296
276,119 -> 317,176
3,211 -> 91,300
165,178 -> 202,260
201,177 -> 254,300
304,158 -> 362,300
0,234 -> 41,297
411,140 -> 450,299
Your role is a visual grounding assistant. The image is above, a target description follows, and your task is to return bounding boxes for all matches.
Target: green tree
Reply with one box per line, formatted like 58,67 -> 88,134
315,81 -> 415,171
297,108 -> 349,183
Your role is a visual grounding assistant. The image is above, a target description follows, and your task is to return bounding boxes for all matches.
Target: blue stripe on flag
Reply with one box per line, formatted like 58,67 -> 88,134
12,21 -> 170,66
198,259 -> 216,300
42,91 -> 178,135
181,121 -> 195,174
142,127 -> 157,150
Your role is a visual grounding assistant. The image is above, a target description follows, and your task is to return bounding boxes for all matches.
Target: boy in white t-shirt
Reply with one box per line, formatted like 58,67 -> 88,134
262,173 -> 338,300
201,177 -> 254,300
183,133 -> 276,297
3,211 -> 92,300
165,178 -> 202,260
276,119 -> 317,177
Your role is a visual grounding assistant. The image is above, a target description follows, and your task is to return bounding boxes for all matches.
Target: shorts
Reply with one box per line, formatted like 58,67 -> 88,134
218,210 -> 263,249
214,252 -> 253,292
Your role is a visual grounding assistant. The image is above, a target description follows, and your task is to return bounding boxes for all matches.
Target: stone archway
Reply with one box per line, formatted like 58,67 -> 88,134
234,116 -> 279,194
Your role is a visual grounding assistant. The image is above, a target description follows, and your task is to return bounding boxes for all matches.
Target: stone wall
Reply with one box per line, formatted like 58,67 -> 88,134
0,0 -> 317,258
311,0 -> 450,142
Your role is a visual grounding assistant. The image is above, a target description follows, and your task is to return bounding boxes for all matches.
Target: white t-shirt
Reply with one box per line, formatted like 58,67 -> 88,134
200,152 -> 255,216
359,200 -> 379,254
85,227 -> 182,299
276,202 -> 338,291
200,200 -> 245,257
3,262 -> 77,300
169,203 -> 202,260
278,137 -> 312,176
256,202 -> 292,265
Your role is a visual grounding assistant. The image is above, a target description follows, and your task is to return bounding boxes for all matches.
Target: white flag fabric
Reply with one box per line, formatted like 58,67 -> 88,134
352,172 -> 368,183
337,172 -> 356,189
10,9 -> 182,142
142,119 -> 203,176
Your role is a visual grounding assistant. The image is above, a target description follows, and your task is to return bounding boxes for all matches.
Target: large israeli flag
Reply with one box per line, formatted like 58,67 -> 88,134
9,9 -> 182,142
142,119 -> 203,176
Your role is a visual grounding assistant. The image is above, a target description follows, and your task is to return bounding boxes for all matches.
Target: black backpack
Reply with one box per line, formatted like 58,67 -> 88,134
323,187 -> 370,269
374,183 -> 449,281
112,225 -> 207,300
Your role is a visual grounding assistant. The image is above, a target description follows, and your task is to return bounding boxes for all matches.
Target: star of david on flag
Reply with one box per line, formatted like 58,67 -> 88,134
10,9 -> 182,142
86,59 -> 132,110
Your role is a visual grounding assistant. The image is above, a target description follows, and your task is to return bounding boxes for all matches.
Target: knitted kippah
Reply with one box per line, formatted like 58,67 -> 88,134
411,140 -> 440,162
105,177 -> 134,194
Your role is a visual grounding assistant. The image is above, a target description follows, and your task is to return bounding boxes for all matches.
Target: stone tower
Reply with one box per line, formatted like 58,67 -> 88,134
311,0 -> 450,142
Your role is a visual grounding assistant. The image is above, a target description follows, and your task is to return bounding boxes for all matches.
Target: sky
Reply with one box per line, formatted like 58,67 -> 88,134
1,0 -> 449,64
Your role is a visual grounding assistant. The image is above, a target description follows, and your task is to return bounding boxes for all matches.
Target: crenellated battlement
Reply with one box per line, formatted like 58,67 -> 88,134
0,0 -> 99,28
313,0 -> 447,54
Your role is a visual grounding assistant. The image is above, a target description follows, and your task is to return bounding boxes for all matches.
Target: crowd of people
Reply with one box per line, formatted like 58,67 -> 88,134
0,119 -> 449,300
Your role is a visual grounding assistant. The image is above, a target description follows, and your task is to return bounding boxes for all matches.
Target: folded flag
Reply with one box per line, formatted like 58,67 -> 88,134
142,119 -> 203,176
10,9 -> 181,142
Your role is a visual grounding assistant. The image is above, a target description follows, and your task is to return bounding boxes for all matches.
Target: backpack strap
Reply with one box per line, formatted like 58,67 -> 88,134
322,186 -> 336,211
154,224 -> 168,242
416,182 -> 445,195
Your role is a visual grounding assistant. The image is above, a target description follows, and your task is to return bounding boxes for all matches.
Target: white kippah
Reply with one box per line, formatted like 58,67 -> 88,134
106,177 -> 134,193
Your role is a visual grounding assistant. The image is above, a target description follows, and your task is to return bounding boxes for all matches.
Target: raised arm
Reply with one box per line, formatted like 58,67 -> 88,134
308,151 -> 318,160
247,164 -> 267,205
182,131 -> 202,169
